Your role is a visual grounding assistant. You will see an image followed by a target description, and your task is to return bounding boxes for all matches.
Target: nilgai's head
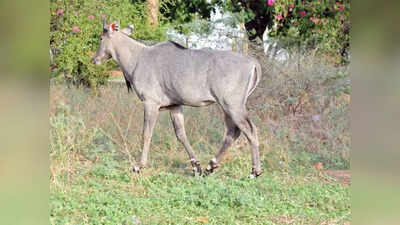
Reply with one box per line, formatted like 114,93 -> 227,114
92,19 -> 133,65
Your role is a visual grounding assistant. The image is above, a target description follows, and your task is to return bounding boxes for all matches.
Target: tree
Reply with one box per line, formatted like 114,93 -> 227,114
147,0 -> 159,27
215,0 -> 350,64
214,0 -> 274,41
159,0 -> 215,34
269,0 -> 350,64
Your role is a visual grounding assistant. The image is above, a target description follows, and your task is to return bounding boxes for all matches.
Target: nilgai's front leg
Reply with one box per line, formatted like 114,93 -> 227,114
133,102 -> 159,172
170,106 -> 202,175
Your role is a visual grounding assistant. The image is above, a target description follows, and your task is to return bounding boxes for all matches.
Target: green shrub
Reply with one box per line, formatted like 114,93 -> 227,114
50,0 -> 169,87
270,0 -> 350,64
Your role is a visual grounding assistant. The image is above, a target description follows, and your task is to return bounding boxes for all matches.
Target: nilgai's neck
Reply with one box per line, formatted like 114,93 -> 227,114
111,34 -> 148,75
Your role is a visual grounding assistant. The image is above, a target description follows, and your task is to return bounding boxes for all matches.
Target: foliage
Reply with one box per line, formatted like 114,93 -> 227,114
160,0 -> 216,34
50,0 -> 169,87
212,0 -> 350,64
214,0 -> 275,40
268,0 -> 350,64
50,0 -> 351,87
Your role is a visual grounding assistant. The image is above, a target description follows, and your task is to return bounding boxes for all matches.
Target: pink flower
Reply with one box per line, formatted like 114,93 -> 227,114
317,29 -> 321,33
299,11 -> 307,16
267,0 -> 275,6
338,5 -> 344,11
88,15 -> 94,20
57,9 -> 63,15
73,11 -> 78,16
275,14 -> 283,20
293,23 -> 298,27
290,4 -> 294,8
72,26 -> 80,33
101,13 -> 105,19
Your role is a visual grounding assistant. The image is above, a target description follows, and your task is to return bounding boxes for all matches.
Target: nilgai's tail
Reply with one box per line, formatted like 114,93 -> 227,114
245,62 -> 261,103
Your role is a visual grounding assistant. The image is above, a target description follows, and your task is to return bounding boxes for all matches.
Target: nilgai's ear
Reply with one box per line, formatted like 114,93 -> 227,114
108,21 -> 119,32
121,25 -> 134,36
103,19 -> 121,35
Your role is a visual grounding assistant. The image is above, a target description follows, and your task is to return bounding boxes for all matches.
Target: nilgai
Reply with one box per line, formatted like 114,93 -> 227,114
92,20 -> 263,178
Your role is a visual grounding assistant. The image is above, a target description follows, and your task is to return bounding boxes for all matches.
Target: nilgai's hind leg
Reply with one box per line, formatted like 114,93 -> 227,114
226,108 -> 262,178
133,102 -> 160,173
242,117 -> 262,178
170,106 -> 202,175
205,114 -> 241,175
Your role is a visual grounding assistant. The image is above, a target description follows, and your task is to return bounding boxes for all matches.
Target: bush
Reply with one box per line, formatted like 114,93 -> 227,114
50,0 -> 169,87
247,47 -> 350,170
269,0 -> 350,64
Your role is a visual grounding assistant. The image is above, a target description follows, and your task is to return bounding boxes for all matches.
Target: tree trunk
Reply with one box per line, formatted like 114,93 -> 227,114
185,36 -> 189,47
297,42 -> 301,72
236,0 -> 272,41
240,23 -> 248,56
146,0 -> 159,28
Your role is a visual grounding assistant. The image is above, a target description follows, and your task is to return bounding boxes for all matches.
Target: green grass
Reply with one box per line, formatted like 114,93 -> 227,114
49,113 -> 350,225
50,148 -> 349,225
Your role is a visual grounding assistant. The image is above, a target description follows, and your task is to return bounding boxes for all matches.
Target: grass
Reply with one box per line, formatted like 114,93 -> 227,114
50,158 -> 349,224
50,56 -> 350,224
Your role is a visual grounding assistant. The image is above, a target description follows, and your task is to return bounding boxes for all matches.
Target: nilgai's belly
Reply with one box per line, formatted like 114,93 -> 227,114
159,99 -> 215,111
174,93 -> 216,107
185,100 -> 216,107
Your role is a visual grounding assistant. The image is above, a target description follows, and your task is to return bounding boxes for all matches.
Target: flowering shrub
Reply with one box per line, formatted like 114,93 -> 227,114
268,0 -> 350,64
267,0 -> 276,6
50,0 -> 168,87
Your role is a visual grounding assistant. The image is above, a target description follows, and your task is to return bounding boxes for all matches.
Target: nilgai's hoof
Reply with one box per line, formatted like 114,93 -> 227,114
249,169 -> 263,179
191,160 -> 202,176
192,167 -> 202,177
203,159 -> 219,176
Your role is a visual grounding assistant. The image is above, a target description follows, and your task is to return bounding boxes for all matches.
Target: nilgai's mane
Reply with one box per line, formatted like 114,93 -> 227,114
167,40 -> 187,49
